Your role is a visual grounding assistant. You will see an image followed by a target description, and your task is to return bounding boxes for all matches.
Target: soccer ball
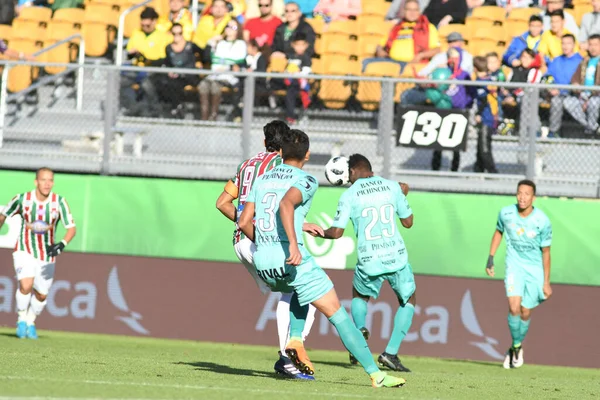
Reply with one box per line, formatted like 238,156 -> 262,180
325,156 -> 350,186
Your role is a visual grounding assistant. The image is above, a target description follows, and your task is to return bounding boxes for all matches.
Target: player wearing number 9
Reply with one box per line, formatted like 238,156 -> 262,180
319,154 -> 416,373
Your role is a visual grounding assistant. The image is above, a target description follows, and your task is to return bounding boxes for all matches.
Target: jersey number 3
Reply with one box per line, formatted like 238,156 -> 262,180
258,192 -> 277,232
362,204 -> 395,241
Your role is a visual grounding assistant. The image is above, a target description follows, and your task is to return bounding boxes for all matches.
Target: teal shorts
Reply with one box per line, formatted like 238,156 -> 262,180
253,245 -> 333,307
505,267 -> 545,309
353,263 -> 416,304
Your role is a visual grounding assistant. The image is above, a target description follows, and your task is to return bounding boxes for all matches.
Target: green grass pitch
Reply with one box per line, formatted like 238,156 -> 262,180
0,328 -> 598,399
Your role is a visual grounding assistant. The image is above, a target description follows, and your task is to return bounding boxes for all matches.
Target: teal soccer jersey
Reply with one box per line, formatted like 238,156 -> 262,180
247,164 -> 318,249
497,205 -> 552,278
332,176 -> 412,276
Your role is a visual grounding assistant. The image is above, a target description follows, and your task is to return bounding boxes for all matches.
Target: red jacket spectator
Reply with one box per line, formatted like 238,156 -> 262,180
243,0 -> 282,46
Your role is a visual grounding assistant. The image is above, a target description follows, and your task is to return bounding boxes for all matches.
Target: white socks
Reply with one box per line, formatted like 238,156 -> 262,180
276,293 -> 318,354
15,290 -> 32,322
26,296 -> 47,325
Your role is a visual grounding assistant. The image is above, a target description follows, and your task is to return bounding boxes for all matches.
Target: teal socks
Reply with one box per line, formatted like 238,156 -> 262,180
289,293 -> 308,340
385,303 -> 415,355
329,307 -> 379,375
519,318 -> 531,345
351,297 -> 368,329
508,314 -> 521,347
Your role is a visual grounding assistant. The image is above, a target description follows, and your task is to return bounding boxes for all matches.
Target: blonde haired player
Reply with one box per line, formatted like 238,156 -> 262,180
0,168 -> 76,339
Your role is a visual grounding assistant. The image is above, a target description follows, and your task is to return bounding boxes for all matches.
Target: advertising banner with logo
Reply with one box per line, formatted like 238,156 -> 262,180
395,106 -> 470,151
1,170 -> 599,285
0,250 -> 597,368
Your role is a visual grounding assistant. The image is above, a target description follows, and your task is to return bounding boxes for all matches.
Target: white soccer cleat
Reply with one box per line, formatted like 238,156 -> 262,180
512,347 -> 524,368
503,348 -> 513,369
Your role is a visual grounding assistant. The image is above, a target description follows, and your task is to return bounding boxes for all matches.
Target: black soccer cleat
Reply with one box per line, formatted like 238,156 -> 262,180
378,352 -> 412,372
349,327 -> 371,365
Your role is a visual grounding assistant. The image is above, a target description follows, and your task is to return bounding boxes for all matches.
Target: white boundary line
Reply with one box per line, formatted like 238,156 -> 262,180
0,376 -> 417,400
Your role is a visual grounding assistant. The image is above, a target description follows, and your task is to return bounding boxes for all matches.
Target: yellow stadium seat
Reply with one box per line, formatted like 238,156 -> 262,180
325,20 -> 357,37
52,8 -> 85,27
84,3 -> 119,25
575,4 -> 593,26
311,57 -> 323,75
468,37 -> 498,56
94,0 -> 122,11
438,23 -> 471,43
361,0 -> 388,17
305,17 -> 325,37
0,24 -> 12,41
268,56 -> 287,73
471,6 -> 507,25
82,5 -> 118,57
7,39 -> 43,93
45,22 -> 81,74
395,62 -> 427,103
321,32 -> 355,56
465,16 -> 492,37
475,26 -> 507,45
17,6 -> 52,25
358,15 -> 392,36
11,19 -> 46,42
358,35 -> 381,59
151,0 -> 169,17
356,61 -> 401,110
318,56 -> 359,109
508,7 -> 543,22
123,6 -> 144,38
503,19 -> 528,38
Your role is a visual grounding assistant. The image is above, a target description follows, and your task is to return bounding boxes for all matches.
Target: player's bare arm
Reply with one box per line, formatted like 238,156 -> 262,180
47,226 -> 77,257
486,229 -> 504,277
216,180 -> 239,222
400,214 -> 413,229
398,182 -> 409,196
238,201 -> 256,241
0,214 -> 6,230
542,246 -> 552,299
280,187 -> 303,266
303,223 -> 324,237
322,227 -> 344,239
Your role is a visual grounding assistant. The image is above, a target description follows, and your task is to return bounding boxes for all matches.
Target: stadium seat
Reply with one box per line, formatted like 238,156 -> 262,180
356,61 -> 401,110
0,24 -> 12,41
471,6 -> 507,25
82,4 -> 118,57
93,0 -> 122,11
508,7 -> 543,22
468,37 -> 498,56
311,57 -> 323,75
11,19 -> 46,42
575,4 -> 593,25
438,23 -> 471,43
358,35 -> 381,59
268,56 -> 287,73
325,20 -> 357,37
45,22 -> 81,74
321,32 -> 355,56
474,26 -> 507,45
465,16 -> 493,37
318,56 -> 359,109
358,16 -> 393,36
52,8 -> 85,28
17,6 -> 52,26
123,6 -> 144,38
361,0 -> 388,18
395,62 -> 427,103
502,19 -> 528,39
305,17 -> 325,37
7,39 -> 42,93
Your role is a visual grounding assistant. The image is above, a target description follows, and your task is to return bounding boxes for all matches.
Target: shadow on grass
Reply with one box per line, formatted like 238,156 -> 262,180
174,361 -> 278,380
0,332 -> 17,338
440,358 -> 501,368
311,359 -> 357,370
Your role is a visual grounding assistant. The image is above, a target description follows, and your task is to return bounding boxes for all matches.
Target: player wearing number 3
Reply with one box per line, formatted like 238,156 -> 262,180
320,154 -> 416,372
0,168 -> 76,339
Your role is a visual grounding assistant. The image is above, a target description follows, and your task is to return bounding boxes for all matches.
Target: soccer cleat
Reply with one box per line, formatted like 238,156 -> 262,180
26,324 -> 38,340
503,347 -> 514,369
378,352 -> 412,372
285,339 -> 315,376
370,371 -> 406,388
512,346 -> 524,368
274,352 -> 315,381
16,321 -> 27,339
349,327 -> 370,365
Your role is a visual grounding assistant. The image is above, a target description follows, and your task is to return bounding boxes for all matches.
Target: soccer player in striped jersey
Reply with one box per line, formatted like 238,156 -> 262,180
216,120 -> 319,380
0,168 -> 76,339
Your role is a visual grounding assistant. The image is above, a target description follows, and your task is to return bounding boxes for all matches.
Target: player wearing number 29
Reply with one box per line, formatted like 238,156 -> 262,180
320,154 -> 416,373
0,168 -> 76,339
486,180 -> 552,369
239,131 -> 406,388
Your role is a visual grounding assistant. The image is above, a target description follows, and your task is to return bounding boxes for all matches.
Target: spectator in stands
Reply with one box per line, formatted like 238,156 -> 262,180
312,0 -> 362,21
243,0 -> 282,46
542,0 -> 579,38
495,0 -> 529,14
546,33 -> 583,137
246,0 -> 285,20
385,0 -> 431,22
154,23 -> 202,118
563,34 -> 600,135
538,10 -> 577,62
473,56 -> 499,173
198,19 -> 247,121
503,15 -> 543,67
417,32 -> 472,77
424,0 -> 482,27
271,2 -> 316,58
579,0 -> 600,51
244,39 -> 271,103
293,0 -> 319,17
156,0 -> 194,41
0,0 -> 15,25
503,48 -> 542,124
194,0 -> 232,54
202,0 -> 247,22
0,39 -> 34,61
282,32 -> 312,124
369,0 -> 440,72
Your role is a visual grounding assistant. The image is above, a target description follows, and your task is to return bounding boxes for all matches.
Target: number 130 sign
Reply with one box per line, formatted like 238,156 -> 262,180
395,106 -> 469,151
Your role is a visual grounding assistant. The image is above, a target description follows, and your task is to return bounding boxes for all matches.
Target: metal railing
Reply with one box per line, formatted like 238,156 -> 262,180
0,35 -> 85,148
116,0 -> 152,67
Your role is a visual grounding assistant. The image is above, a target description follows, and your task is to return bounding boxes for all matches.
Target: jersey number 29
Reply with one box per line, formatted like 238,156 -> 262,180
362,204 -> 395,241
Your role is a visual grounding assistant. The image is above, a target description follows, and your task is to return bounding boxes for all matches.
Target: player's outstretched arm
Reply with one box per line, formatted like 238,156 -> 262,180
238,202 -> 256,241
280,188 -> 303,266
486,230 -> 503,277
216,180 -> 239,222
322,227 -> 344,239
542,246 -> 552,299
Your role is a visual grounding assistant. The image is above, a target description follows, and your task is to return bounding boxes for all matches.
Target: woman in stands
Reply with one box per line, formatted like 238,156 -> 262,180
198,19 -> 247,121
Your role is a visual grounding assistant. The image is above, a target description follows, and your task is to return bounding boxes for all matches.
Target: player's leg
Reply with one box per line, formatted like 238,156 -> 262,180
26,261 -> 56,339
513,279 -> 545,368
348,268 -> 377,365
13,252 -> 35,338
234,239 -> 270,294
379,265 -> 416,372
504,268 -> 525,368
284,291 -> 315,375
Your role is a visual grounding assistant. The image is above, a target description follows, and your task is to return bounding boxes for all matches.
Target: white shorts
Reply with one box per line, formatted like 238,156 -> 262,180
13,251 -> 55,295
234,238 -> 270,295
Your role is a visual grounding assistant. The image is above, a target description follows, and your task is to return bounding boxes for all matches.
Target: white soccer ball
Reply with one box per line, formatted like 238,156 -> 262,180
325,156 -> 350,186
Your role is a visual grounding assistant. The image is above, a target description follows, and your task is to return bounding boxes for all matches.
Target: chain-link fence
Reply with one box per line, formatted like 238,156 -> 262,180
0,61 -> 599,198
